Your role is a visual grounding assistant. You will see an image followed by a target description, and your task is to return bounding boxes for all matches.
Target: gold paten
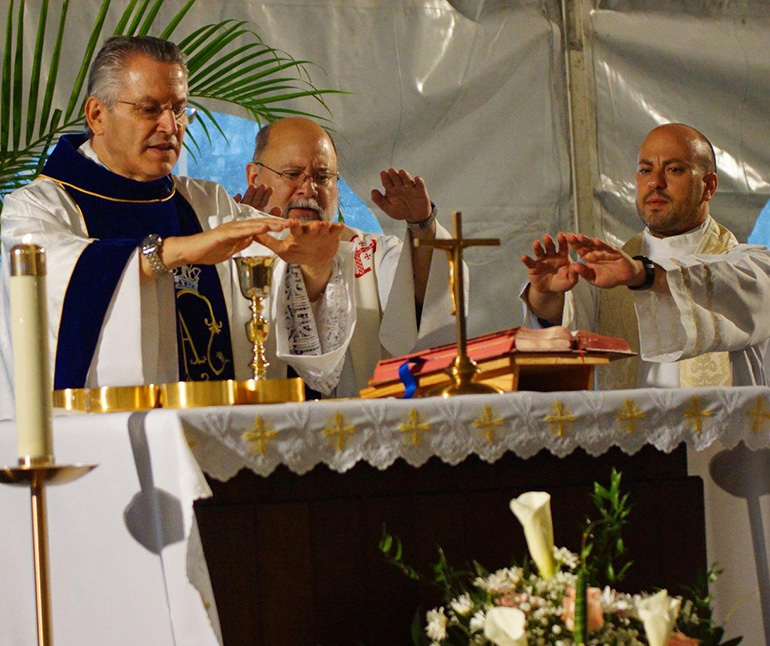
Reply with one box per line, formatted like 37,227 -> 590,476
53,385 -> 159,413
236,378 -> 305,405
53,377 -> 305,413
160,380 -> 237,409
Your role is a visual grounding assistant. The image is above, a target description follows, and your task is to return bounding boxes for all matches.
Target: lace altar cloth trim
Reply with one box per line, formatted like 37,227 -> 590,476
179,386 -> 770,480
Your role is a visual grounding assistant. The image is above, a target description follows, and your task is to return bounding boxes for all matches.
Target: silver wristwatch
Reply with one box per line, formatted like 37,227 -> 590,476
406,202 -> 437,232
140,234 -> 172,276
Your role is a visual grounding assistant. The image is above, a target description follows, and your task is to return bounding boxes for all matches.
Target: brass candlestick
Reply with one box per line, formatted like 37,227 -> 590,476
0,458 -> 97,646
235,256 -> 275,380
414,211 -> 502,397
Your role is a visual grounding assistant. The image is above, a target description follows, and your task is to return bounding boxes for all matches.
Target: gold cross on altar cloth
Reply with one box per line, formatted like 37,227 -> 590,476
323,412 -> 356,452
243,416 -> 277,457
544,400 -> 576,438
616,398 -> 645,435
398,408 -> 432,447
748,397 -> 770,433
683,395 -> 711,434
473,404 -> 504,443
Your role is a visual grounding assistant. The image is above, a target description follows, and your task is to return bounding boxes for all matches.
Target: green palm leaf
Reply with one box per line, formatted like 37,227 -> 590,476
0,0 -> 345,212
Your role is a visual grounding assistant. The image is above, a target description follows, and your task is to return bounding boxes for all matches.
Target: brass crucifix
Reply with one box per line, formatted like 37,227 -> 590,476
414,211 -> 500,397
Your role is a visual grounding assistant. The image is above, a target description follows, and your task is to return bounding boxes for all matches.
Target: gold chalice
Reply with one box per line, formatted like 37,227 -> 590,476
235,255 -> 275,380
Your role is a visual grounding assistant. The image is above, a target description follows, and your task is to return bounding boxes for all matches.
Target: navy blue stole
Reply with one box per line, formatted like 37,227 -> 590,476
44,134 -> 234,388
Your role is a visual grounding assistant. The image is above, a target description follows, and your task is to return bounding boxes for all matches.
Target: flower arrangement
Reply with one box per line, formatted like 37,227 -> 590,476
380,471 -> 740,646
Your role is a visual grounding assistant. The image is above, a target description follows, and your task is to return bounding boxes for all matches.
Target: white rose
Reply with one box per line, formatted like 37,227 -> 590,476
483,607 -> 528,646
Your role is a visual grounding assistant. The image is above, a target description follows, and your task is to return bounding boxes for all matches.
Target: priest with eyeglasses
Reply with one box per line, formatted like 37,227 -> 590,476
0,35 -> 457,416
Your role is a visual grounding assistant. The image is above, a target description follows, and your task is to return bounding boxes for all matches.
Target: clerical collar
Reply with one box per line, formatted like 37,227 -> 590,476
642,217 -> 713,262
78,139 -> 112,170
41,133 -> 174,202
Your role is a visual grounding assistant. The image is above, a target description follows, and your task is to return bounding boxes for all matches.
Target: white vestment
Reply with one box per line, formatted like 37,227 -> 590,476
336,223 -> 460,395
521,217 -> 770,388
0,172 -> 354,408
0,143 -> 458,417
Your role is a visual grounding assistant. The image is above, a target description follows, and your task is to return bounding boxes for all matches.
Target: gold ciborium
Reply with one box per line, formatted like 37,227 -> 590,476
235,256 -> 275,380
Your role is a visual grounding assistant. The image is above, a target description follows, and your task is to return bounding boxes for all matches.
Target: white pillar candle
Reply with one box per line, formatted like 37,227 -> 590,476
9,244 -> 54,463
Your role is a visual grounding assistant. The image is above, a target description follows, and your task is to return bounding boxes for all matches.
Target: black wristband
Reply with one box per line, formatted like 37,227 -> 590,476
628,255 -> 656,291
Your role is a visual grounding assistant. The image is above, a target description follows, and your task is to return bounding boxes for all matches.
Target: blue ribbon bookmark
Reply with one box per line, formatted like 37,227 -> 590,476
398,357 -> 427,399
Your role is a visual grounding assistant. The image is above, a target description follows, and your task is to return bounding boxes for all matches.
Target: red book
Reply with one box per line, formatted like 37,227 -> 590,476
367,326 -> 632,387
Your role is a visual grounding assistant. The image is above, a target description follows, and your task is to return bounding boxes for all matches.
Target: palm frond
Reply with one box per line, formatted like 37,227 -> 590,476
0,0 -> 343,211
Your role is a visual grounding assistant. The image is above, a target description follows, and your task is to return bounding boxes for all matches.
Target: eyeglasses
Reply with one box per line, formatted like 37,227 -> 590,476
255,162 -> 338,188
116,100 -> 197,125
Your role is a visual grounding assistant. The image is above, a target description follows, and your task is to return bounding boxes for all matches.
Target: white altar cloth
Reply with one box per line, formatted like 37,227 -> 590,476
1,387 -> 769,644
0,410 -> 221,646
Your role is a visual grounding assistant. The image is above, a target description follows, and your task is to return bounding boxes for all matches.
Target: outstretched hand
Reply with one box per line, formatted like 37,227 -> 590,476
256,219 -> 344,301
371,168 -> 432,223
155,218 -> 292,279
256,219 -> 343,267
565,233 -> 644,289
521,233 -> 578,294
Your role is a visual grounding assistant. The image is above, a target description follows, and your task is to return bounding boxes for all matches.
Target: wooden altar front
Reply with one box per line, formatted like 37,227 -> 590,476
195,445 -> 704,646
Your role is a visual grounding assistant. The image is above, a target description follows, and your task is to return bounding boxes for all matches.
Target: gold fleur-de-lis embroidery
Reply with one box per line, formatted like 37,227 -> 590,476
243,416 -> 277,457
398,408 -> 432,447
544,400 -> 576,438
748,397 -> 770,433
323,412 -> 357,452
683,395 -> 711,434
473,404 -> 504,443
616,398 -> 645,435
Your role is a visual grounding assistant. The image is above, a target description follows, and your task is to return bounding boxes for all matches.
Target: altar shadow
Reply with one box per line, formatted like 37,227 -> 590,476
124,412 -> 184,554
709,443 -> 770,645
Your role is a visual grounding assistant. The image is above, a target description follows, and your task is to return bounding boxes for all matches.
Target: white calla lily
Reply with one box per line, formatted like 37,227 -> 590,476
484,607 -> 528,646
509,491 -> 557,579
637,589 -> 681,646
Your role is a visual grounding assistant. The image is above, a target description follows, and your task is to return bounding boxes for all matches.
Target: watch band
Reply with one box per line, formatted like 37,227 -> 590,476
406,203 -> 437,232
628,255 -> 656,291
140,234 -> 172,276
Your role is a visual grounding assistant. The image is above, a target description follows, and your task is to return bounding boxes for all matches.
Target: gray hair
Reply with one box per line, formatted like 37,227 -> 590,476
85,35 -> 187,137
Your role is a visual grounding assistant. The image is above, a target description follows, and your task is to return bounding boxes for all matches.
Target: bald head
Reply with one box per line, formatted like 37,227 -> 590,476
635,123 -> 718,237
252,117 -> 337,164
642,123 -> 717,176
247,117 -> 339,222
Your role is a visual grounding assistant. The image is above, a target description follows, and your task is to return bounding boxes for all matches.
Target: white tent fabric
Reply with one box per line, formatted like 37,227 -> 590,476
2,1 -> 770,643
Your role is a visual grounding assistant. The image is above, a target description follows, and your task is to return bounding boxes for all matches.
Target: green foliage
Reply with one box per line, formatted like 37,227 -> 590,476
0,0 -> 343,199
581,468 -> 633,588
676,565 -> 743,646
378,525 -> 421,581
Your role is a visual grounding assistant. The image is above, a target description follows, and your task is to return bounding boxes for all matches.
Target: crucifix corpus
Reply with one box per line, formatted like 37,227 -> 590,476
414,211 -> 501,397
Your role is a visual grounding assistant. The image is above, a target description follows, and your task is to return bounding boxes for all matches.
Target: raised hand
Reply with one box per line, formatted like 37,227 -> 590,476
565,234 -> 645,289
234,183 -> 282,217
521,233 -> 578,294
371,168 -> 432,223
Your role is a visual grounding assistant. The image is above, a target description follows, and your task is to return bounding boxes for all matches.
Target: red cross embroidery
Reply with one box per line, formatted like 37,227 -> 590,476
352,235 -> 377,278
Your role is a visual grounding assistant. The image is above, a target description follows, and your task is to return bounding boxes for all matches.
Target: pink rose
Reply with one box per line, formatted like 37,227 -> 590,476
667,631 -> 701,646
561,587 -> 604,632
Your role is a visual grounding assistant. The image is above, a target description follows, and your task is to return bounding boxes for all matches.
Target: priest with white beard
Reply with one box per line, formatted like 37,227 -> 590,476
240,117 -> 461,397
520,122 -> 770,389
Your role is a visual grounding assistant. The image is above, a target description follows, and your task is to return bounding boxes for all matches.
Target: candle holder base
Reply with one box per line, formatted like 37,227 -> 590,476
0,463 -> 97,486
